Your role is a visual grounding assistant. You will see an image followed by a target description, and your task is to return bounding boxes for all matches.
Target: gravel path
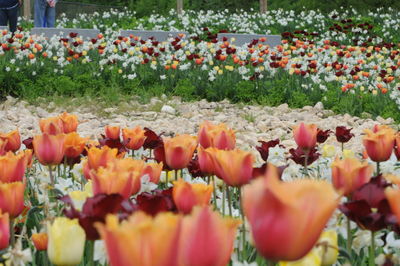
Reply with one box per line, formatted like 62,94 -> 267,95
0,96 -> 395,157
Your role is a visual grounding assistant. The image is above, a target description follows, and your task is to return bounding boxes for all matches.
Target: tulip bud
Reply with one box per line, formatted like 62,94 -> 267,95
33,134 -> 65,165
293,123 -> 318,150
105,126 -> 120,140
47,218 -> 85,266
173,179 -> 213,214
32,232 -> 48,251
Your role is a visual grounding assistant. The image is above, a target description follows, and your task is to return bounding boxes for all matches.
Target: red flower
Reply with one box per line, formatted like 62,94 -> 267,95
289,147 -> 320,166
335,126 -> 354,143
136,188 -> 177,216
317,129 -> 332,143
256,139 -> 280,161
143,128 -> 163,150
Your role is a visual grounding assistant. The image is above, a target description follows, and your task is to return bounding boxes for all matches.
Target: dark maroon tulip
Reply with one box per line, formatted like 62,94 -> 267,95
289,146 -> 320,166
60,193 -> 135,240
252,163 -> 287,179
187,156 -> 205,178
256,139 -> 280,161
23,137 -> 34,150
143,128 -> 163,150
98,135 -> 127,155
335,126 -> 354,143
339,175 -> 393,232
317,129 -> 332,143
136,188 -> 176,216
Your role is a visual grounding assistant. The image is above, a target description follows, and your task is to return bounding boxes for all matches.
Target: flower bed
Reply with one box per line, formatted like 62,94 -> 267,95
1,112 -> 400,265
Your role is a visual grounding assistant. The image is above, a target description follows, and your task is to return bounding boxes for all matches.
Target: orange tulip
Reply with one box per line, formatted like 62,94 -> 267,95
0,211 -> 9,250
197,147 -> 217,175
122,126 -> 146,150
142,162 -> 163,184
91,158 -> 144,198
164,135 -> 197,170
105,126 -> 121,140
198,121 -> 236,150
64,133 -> 88,159
32,232 -> 48,251
0,151 -> 28,183
243,165 -> 339,261
172,179 -> 213,214
86,146 -> 118,171
212,149 -> 254,187
178,206 -> 240,266
0,130 -> 21,152
0,182 -> 25,218
59,112 -> 78,133
363,125 -> 396,162
293,123 -> 318,150
39,117 -> 64,135
331,157 -> 373,196
0,139 -> 6,156
96,212 -> 181,266
23,149 -> 33,168
33,134 -> 65,165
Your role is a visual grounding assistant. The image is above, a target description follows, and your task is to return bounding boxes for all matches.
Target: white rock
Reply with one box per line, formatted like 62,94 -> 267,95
161,105 -> 176,115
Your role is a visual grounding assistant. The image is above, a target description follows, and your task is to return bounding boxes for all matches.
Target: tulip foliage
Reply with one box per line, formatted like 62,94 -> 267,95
2,113 -> 400,266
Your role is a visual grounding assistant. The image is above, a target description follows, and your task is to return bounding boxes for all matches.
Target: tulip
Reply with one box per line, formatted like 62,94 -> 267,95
32,232 -> 48,251
198,121 -> 236,150
59,112 -> 79,133
172,179 -> 213,214
394,134 -> 400,160
318,230 -> 338,266
243,166 -> 339,261
385,187 -> 400,224
0,151 -> 28,183
279,249 -> 321,266
293,123 -> 318,150
136,188 -> 176,216
105,125 -> 120,140
322,145 -> 336,158
212,149 -> 254,187
256,139 -> 280,161
0,139 -> 6,156
0,211 -> 9,250
87,146 -> 118,170
316,129 -> 332,144
39,117 -> 64,135
122,126 -> 146,150
363,126 -> 395,162
179,206 -> 240,266
96,212 -> 181,266
91,159 -> 144,198
331,157 -> 373,196
33,134 -> 65,165
197,147 -> 217,175
0,130 -> 21,152
64,132 -> 88,159
0,182 -> 25,218
164,135 -> 198,170
142,162 -> 163,184
335,126 -> 354,143
47,217 -> 85,266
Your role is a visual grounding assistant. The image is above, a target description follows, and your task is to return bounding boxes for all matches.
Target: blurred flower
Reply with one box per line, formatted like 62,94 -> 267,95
342,149 -> 355,158
0,181 -> 25,218
279,249 -> 321,266
31,233 -> 48,251
33,134 -> 65,165
84,146 -> 118,179
256,139 -> 280,161
212,149 -> 254,187
0,211 -> 9,250
0,151 -> 28,183
322,145 -> 336,158
317,129 -> 332,144
142,128 -> 163,150
64,132 -> 88,159
105,126 -> 120,140
363,126 -> 396,162
47,217 -> 85,266
142,162 -> 163,184
331,157 -> 373,196
243,166 -> 339,261
136,188 -> 176,216
172,179 -> 213,214
39,117 -> 64,135
59,112 -> 79,133
198,121 -> 236,150
197,147 -> 217,176
293,123 -> 318,150
0,130 -> 21,152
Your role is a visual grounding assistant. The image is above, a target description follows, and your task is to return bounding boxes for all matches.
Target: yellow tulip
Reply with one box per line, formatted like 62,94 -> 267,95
47,218 -> 86,266
322,145 -> 336,158
318,230 -> 338,266
342,149 -> 355,159
279,249 -> 321,266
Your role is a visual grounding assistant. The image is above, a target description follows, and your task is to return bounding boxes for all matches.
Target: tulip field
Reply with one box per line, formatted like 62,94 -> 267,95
1,8 -> 400,120
2,5 -> 400,266
0,112 -> 400,266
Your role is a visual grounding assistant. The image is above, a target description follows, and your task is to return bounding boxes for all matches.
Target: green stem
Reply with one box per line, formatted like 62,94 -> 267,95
226,185 -> 232,216
369,231 -> 375,266
239,187 -> 246,260
86,240 -> 95,266
175,169 -> 178,181
346,217 -> 352,256
9,218 -> 14,247
341,142 -> 344,153
376,162 -> 380,176
304,152 -> 309,176
48,165 -> 54,187
166,170 -> 169,187
131,149 -> 135,158
212,176 -> 217,209
222,183 -> 226,216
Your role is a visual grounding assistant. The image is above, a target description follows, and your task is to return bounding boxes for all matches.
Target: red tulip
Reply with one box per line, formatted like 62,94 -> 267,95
293,123 -> 318,150
0,130 -> 21,152
363,126 -> 395,162
172,179 -> 213,214
105,126 -> 120,140
33,134 -> 65,165
164,135 -> 197,170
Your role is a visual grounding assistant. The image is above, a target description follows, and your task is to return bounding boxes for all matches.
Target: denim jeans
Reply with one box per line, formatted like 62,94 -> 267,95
34,0 -> 55,27
0,5 -> 19,32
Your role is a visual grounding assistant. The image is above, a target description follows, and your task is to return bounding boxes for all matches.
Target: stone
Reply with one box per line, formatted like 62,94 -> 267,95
314,102 -> 324,110
161,105 -> 176,115
31,28 -> 100,40
217,33 -> 281,47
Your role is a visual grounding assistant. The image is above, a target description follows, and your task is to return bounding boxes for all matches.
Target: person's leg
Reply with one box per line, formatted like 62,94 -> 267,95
45,6 -> 55,27
34,0 -> 46,27
0,9 -> 7,27
7,6 -> 19,32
